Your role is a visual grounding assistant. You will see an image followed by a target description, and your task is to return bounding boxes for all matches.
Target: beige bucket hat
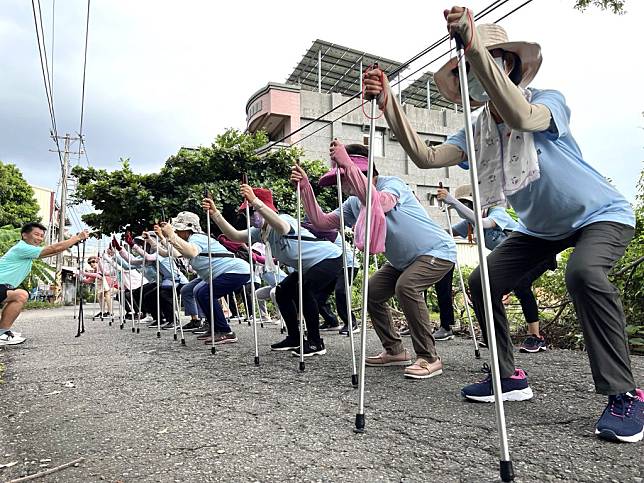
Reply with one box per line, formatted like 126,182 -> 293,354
454,184 -> 473,203
171,211 -> 202,233
434,23 -> 542,105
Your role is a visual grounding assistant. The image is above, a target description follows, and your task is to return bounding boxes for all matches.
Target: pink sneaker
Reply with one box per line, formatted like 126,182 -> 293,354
404,357 -> 443,379
365,349 -> 411,367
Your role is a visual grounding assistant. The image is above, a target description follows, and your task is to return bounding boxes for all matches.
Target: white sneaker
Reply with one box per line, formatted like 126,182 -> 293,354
0,332 -> 26,346
139,315 -> 154,324
0,330 -> 21,337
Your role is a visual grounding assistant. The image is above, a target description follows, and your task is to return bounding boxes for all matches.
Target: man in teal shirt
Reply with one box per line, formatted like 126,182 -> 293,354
0,222 -> 89,345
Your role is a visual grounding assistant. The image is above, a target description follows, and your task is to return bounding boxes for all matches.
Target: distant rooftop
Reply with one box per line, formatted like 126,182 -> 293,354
286,39 -> 457,111
285,39 -> 404,96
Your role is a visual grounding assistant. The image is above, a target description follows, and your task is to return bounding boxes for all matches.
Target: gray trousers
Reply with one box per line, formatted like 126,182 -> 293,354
469,221 -> 636,395
368,255 -> 454,362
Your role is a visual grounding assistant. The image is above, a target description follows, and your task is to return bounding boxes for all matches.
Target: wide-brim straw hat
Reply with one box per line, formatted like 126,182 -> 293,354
434,23 -> 542,105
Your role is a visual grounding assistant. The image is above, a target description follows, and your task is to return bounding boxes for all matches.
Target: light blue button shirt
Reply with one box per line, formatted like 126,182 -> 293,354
446,88 -> 635,240
335,176 -> 457,270
250,214 -> 342,273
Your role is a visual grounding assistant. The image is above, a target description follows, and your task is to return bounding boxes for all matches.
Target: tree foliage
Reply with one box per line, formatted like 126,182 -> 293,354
0,161 -> 41,228
71,130 -> 337,235
573,0 -> 626,14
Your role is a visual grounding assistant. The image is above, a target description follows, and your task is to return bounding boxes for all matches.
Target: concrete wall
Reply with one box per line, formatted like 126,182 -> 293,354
297,90 -> 471,227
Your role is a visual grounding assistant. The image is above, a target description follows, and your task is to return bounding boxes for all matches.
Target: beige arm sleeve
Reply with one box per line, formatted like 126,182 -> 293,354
382,77 -> 466,168
210,211 -> 248,242
458,13 -> 551,132
166,234 -> 199,258
251,199 -> 290,236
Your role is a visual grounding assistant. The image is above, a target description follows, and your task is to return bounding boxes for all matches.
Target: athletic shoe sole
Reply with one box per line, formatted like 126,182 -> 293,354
434,335 -> 455,341
404,369 -> 443,380
0,339 -> 26,346
463,387 -> 534,403
291,348 -> 327,357
212,338 -> 238,345
519,346 -> 547,353
595,428 -> 644,443
271,345 -> 300,351
365,360 -> 412,367
319,326 -> 340,332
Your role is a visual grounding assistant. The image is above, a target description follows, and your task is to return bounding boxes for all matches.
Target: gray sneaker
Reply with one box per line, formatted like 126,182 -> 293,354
433,327 -> 455,341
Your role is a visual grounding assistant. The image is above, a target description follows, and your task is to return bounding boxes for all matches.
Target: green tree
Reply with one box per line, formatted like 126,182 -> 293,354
0,162 -> 41,228
71,129 -> 337,235
573,0 -> 626,14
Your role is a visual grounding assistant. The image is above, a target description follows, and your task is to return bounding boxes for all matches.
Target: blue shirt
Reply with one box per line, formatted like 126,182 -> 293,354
0,240 -> 43,287
188,233 -> 250,281
452,207 -> 518,251
335,176 -> 457,270
333,233 -> 357,268
446,88 -> 635,240
250,214 -> 342,273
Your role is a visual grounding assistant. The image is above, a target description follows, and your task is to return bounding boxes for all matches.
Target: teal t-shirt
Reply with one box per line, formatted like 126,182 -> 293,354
0,240 -> 43,287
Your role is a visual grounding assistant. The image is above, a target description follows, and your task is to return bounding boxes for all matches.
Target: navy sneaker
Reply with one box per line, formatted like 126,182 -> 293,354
462,364 -> 534,403
595,389 -> 644,443
520,335 -> 547,353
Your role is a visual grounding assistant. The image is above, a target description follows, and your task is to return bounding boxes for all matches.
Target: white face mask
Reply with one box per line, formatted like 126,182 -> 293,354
467,57 -> 505,102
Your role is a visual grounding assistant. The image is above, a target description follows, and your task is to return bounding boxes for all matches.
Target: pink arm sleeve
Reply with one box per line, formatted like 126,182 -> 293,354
300,179 -> 341,230
342,162 -> 398,213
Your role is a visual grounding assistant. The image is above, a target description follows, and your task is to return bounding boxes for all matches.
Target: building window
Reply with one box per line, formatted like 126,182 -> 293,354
363,128 -> 385,157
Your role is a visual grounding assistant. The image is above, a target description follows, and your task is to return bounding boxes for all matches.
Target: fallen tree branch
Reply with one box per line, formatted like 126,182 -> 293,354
8,457 -> 84,483
612,256 -> 644,277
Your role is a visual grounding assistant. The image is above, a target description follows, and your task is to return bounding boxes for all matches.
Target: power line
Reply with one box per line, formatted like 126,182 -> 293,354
78,0 -> 91,139
257,0 -> 512,155
274,0 -> 535,152
31,0 -> 64,169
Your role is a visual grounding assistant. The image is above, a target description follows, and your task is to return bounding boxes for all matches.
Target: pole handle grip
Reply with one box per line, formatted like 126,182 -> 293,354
453,33 -> 465,50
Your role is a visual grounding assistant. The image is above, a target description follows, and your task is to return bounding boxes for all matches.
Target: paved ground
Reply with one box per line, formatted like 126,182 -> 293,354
0,305 -> 642,483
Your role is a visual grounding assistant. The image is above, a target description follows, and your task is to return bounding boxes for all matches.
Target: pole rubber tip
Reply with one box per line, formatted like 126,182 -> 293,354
254,356 -> 260,366
351,374 -> 359,387
136,328 -> 140,334
120,325 -> 124,330
173,333 -> 177,341
211,347 -> 216,355
131,327 -> 135,333
181,339 -> 186,346
500,460 -> 514,482
299,361 -> 305,372
156,332 -> 161,338
475,349 -> 481,359
354,413 -> 365,433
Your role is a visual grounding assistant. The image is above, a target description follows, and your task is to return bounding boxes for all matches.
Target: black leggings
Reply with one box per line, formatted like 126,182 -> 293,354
275,257 -> 343,343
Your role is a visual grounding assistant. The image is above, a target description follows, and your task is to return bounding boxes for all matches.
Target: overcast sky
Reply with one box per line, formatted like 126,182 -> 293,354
1,0 -> 642,221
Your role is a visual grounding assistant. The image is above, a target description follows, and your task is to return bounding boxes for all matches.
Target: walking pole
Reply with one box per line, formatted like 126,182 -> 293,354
440,182 -> 480,359
125,242 -> 137,334
242,174 -> 260,366
75,243 -> 83,338
79,240 -> 86,334
204,186 -> 216,355
92,240 -> 99,320
118,252 -> 125,330
336,167 -> 359,387
167,244 -> 185,345
295,162 -> 305,372
355,65 -> 379,433
136,240 -> 148,334
275,261 -> 286,334
454,32 -> 514,482
73,250 -> 78,322
154,233 -> 162,339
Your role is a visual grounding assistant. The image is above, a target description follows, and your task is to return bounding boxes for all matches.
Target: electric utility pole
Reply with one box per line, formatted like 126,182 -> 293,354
50,133 -> 82,303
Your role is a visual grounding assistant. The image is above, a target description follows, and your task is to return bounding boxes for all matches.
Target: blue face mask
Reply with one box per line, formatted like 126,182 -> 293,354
467,57 -> 505,102
250,212 -> 264,228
